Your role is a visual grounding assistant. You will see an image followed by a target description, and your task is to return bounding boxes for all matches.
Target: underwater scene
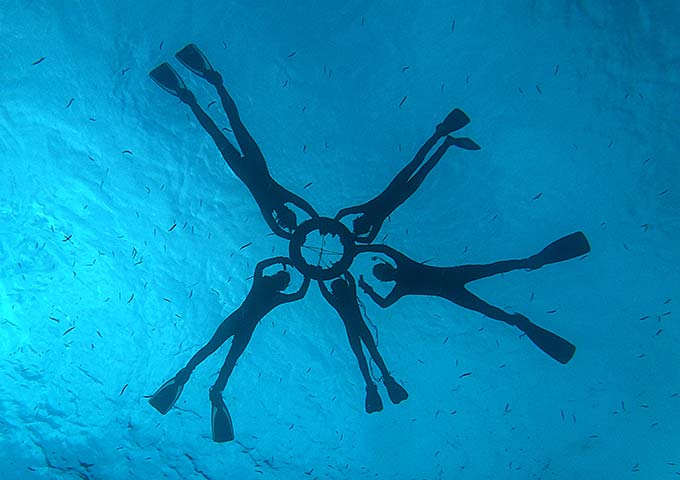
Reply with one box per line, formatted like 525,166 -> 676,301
1,1 -> 679,478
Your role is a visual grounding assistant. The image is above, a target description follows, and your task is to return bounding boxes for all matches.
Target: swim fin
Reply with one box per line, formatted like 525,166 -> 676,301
528,232 -> 591,270
149,63 -> 187,98
513,314 -> 575,364
383,375 -> 408,404
449,136 -> 481,150
437,108 -> 471,136
176,43 -> 215,79
365,382 -> 384,413
149,376 -> 185,414
210,388 -> 234,443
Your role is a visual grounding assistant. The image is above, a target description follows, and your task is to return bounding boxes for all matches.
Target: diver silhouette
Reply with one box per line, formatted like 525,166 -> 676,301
148,257 -> 310,442
335,108 -> 480,244
357,232 -> 591,364
318,272 -> 408,413
150,44 -> 318,239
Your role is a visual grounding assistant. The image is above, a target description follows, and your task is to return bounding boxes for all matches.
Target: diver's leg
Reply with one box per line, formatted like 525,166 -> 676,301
344,326 -> 383,413
454,258 -> 531,283
385,132 -> 441,191
448,287 -> 518,326
395,137 -> 453,208
357,322 -> 409,404
181,94 -> 244,171
209,328 -> 253,443
206,76 -> 269,174
148,314 -> 237,415
452,289 -> 576,364
178,314 -> 239,380
211,328 -> 254,392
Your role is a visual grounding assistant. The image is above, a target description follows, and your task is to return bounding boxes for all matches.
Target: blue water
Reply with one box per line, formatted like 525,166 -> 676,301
1,1 -> 679,479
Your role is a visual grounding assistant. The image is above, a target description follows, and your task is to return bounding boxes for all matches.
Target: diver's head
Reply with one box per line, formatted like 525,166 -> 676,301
270,270 -> 291,291
373,262 -> 396,282
330,278 -> 350,297
352,215 -> 372,236
276,205 -> 297,231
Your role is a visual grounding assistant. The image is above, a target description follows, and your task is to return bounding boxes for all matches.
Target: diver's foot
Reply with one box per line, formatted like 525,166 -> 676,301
209,387 -> 235,443
149,375 -> 187,414
436,108 -> 471,136
149,62 -> 188,98
365,383 -> 383,414
383,375 -> 408,405
446,136 -> 481,150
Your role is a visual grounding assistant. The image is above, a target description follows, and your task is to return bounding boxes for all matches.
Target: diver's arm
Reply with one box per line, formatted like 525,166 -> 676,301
284,190 -> 319,219
283,276 -> 311,302
334,203 -> 367,221
356,243 -> 407,265
255,257 -> 289,277
359,276 -> 401,308
262,207 -> 293,240
317,280 -> 336,306
344,271 -> 357,291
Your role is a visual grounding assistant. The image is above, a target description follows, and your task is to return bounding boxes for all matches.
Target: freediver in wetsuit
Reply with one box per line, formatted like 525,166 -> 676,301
150,45 -> 318,239
335,108 -> 480,244
357,232 -> 591,364
148,257 -> 310,442
318,271 -> 408,413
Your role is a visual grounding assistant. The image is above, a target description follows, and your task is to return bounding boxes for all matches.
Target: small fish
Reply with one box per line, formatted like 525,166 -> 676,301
159,41 -> 164,50
127,293 -> 134,304
399,95 -> 407,107
451,20 -> 455,31
49,317 -> 60,323
532,192 -> 543,200
63,234 -> 72,242
63,326 -> 76,336
122,150 -> 133,155
207,101 -> 216,108
32,56 -> 46,65
122,67 -> 130,75
66,98 -> 74,109
402,66 -> 409,72
536,85 -> 542,95
168,223 -> 177,232
120,384 -> 128,395
459,372 -> 472,378
287,51 -> 296,58
554,65 -> 559,75
239,242 -> 252,250
303,182 -> 312,189
443,336 -> 448,344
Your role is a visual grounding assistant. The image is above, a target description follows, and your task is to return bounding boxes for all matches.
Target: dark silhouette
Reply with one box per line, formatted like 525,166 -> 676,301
335,108 -> 480,244
357,232 -> 591,364
318,272 -> 408,413
148,257 -> 310,442
150,45 -> 318,240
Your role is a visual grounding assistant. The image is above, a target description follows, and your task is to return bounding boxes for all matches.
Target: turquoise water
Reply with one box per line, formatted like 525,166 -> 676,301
1,1 -> 679,478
